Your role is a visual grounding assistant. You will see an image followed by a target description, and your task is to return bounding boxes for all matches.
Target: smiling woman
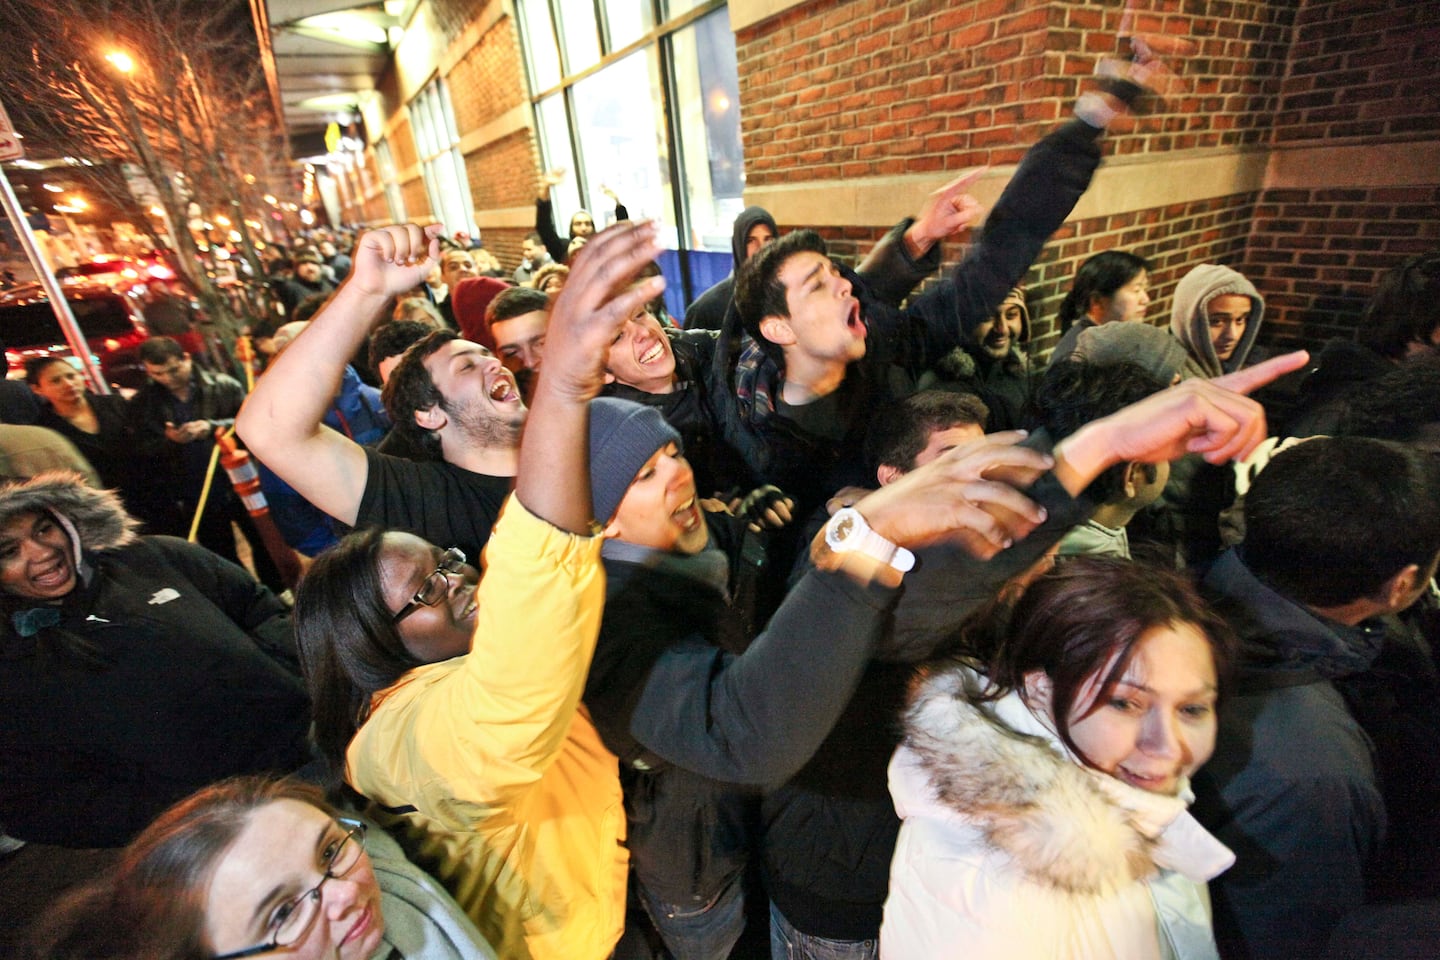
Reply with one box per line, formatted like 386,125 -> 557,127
0,473 -> 312,850
24,777 -> 495,960
880,557 -> 1241,959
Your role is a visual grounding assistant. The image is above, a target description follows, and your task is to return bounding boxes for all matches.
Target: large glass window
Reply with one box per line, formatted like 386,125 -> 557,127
515,1 -> 738,320
571,49 -> 675,244
374,138 -> 406,224
408,79 -> 477,239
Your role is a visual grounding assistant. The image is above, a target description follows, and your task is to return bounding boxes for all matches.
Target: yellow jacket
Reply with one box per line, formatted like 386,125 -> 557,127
346,498 -> 626,960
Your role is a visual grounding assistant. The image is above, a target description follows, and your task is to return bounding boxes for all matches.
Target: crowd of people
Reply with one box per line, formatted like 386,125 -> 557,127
4,30 -> 1440,960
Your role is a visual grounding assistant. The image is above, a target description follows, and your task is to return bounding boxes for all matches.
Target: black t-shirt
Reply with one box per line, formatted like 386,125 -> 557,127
357,447 -> 512,564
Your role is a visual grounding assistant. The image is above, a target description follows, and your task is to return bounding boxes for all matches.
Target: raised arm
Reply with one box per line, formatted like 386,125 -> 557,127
236,224 -> 442,525
535,168 -> 570,264
628,435 -> 1053,784
517,220 -> 666,531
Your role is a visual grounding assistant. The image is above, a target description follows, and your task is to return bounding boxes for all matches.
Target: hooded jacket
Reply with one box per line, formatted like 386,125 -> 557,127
683,207 -> 779,333
1168,265 -> 1264,377
923,286 -> 1035,430
881,663 -> 1232,960
0,474 -> 309,846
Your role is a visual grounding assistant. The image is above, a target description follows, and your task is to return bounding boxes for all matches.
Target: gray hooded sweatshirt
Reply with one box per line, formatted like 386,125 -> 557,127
1169,264 -> 1264,377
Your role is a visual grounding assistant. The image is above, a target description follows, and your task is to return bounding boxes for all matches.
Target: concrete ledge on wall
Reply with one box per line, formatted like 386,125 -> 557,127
730,0 -> 809,32
746,144 -> 1271,228
458,104 -> 532,156
1267,139 -> 1440,189
473,206 -> 537,229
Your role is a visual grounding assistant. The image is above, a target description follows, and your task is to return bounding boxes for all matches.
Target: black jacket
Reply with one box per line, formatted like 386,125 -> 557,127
715,118 -> 1105,512
760,445 -> 1098,940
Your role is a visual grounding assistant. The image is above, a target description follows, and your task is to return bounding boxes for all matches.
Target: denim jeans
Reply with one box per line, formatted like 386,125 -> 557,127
634,871 -> 746,960
769,902 -> 878,960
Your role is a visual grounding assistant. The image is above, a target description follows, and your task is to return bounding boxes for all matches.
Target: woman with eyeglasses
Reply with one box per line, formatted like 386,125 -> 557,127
284,221 -> 669,960
23,776 -> 495,960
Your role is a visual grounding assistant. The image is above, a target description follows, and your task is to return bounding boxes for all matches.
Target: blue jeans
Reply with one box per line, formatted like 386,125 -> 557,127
769,903 -> 878,960
634,871 -> 746,960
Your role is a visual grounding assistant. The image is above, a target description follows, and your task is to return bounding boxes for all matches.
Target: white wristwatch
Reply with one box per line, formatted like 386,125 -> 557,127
825,508 -> 915,573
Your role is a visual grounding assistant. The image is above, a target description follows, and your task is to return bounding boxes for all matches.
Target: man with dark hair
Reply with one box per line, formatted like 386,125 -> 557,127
369,319 -> 438,386
1032,359 -> 1170,559
725,86 -> 1142,510
486,285 -> 550,399
237,228 -> 524,564
1193,436 -> 1440,959
514,231 -> 553,286
275,248 -> 334,313
863,389 -> 989,485
130,337 -> 282,586
923,286 -> 1037,430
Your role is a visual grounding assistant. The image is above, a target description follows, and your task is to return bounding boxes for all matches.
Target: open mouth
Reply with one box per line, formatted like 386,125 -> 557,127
457,589 -> 478,623
671,496 -> 701,531
638,341 -> 665,365
30,558 -> 71,590
845,298 -> 866,338
487,374 -> 520,403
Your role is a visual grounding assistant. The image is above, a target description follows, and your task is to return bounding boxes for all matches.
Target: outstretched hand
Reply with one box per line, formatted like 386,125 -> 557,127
906,167 -> 988,257
1054,350 -> 1310,496
347,223 -> 444,300
539,220 -> 665,404
856,432 -> 1054,560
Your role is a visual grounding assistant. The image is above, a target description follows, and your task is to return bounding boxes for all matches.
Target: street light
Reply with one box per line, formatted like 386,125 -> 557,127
104,50 -> 135,74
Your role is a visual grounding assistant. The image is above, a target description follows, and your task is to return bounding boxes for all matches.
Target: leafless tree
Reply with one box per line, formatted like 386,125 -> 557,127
0,0 -> 292,335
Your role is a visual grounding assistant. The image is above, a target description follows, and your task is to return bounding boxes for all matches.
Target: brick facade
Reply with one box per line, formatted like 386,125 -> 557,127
351,0 -> 1433,350
731,0 -> 1436,354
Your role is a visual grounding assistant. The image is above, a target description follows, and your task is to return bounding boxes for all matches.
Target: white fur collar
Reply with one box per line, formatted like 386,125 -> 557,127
898,663 -> 1233,895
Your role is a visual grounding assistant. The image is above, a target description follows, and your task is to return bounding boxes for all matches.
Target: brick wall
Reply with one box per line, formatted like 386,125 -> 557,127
735,0 -> 1293,182
806,187 -> 1259,349
736,0 -> 1435,355
1274,0 -> 1440,144
1247,184 -> 1440,349
446,15 -> 529,132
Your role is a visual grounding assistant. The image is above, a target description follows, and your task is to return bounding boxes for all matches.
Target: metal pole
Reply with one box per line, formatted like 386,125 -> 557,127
0,165 -> 112,394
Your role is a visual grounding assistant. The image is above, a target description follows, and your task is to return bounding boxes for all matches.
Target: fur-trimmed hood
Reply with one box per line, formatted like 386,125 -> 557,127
0,472 -> 140,555
892,662 -> 1233,895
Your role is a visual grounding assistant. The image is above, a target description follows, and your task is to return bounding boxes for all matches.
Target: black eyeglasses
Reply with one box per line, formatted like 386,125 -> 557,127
211,818 -> 367,960
391,547 -> 466,625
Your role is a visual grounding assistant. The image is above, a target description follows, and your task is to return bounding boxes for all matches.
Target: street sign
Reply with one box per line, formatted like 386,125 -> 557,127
0,100 -> 23,162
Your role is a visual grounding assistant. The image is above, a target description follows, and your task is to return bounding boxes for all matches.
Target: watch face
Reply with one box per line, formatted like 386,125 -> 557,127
833,515 -> 854,542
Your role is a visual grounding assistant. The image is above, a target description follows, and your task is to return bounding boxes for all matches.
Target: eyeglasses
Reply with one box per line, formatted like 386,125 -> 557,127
211,818 -> 368,960
391,547 -> 466,625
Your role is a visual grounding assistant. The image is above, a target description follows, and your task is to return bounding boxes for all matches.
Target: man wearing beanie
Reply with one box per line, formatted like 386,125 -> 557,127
276,247 -> 335,312
1169,263 -> 1265,377
577,396 -> 1055,959
1072,318 -> 1207,385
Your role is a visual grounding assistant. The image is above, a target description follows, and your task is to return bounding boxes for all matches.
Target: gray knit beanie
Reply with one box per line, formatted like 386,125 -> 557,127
588,397 -> 682,524
1072,321 -> 1205,384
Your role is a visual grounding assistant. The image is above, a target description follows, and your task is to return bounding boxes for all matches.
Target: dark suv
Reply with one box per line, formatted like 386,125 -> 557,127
0,282 -> 151,390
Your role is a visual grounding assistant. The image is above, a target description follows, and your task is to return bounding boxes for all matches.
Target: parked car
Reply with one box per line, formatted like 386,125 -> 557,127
0,282 -> 152,390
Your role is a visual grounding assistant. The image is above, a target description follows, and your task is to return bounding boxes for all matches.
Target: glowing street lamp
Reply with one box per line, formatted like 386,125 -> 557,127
104,50 -> 135,74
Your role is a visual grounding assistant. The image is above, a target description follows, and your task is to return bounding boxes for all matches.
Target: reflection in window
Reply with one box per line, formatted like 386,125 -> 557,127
672,10 -> 744,253
535,93 -> 582,220
409,80 -> 477,239
553,0 -> 601,75
604,4 -> 656,51
571,50 -> 676,246
517,1 -> 742,317
515,0 -> 560,94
